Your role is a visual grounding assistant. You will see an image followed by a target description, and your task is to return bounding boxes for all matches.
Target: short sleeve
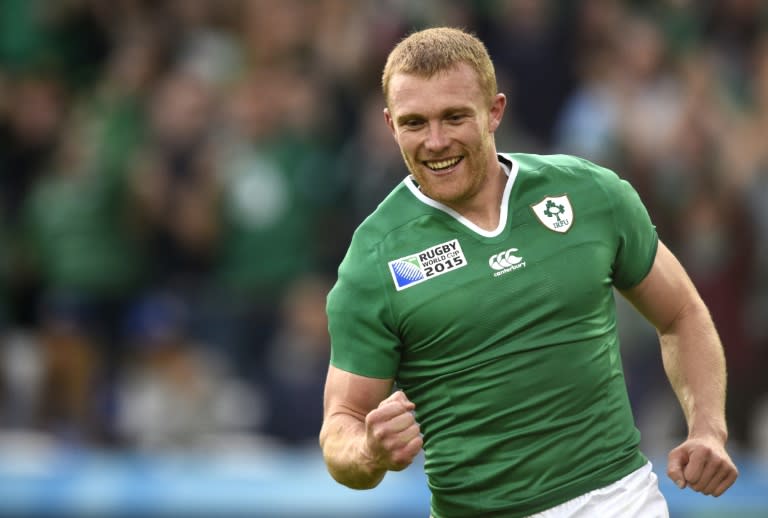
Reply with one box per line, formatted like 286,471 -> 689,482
326,235 -> 401,379
600,171 -> 658,290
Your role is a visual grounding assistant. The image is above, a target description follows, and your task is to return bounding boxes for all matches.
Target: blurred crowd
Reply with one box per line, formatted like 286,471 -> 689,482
0,0 -> 766,460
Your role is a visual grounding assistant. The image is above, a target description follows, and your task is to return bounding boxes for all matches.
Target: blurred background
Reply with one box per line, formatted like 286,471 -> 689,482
0,0 -> 767,516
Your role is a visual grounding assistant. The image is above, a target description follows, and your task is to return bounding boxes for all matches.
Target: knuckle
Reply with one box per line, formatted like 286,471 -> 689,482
371,426 -> 386,442
365,410 -> 381,426
389,452 -> 411,470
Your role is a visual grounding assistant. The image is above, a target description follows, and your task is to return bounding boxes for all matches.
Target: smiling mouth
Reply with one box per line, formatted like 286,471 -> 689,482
423,156 -> 463,171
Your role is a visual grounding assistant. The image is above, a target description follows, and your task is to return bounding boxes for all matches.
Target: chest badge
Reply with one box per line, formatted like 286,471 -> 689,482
388,238 -> 467,291
531,194 -> 574,233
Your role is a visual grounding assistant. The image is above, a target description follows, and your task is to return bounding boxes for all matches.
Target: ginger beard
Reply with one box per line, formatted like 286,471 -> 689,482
400,124 -> 496,207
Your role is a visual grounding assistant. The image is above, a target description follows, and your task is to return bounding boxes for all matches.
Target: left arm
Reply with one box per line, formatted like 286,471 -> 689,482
620,240 -> 738,497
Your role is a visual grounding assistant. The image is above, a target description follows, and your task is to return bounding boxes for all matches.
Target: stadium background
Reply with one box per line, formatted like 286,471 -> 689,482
0,0 -> 766,516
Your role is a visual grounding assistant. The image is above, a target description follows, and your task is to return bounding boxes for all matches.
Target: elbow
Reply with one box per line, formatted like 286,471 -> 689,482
319,437 -> 385,490
328,468 -> 383,490
322,454 -> 385,490
318,414 -> 386,490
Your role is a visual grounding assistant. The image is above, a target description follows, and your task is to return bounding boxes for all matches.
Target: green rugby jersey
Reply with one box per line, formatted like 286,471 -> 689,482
327,153 -> 658,517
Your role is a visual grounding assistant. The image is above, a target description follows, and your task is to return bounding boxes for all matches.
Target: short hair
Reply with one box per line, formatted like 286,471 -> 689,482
381,27 -> 497,107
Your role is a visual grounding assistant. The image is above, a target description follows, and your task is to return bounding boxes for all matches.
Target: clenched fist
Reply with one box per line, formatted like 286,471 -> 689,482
364,390 -> 423,472
667,436 -> 738,497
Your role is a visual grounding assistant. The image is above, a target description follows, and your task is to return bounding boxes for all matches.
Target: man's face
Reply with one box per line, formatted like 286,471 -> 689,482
384,63 -> 505,208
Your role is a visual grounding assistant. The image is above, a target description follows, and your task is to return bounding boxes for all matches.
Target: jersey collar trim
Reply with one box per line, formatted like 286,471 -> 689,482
403,154 -> 519,238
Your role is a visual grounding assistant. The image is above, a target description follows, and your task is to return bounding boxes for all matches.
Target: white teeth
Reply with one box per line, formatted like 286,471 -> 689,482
425,157 -> 461,170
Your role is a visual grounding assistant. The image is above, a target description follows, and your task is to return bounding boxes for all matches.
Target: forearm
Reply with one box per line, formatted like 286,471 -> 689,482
319,413 -> 386,490
659,300 -> 728,442
622,242 -> 738,494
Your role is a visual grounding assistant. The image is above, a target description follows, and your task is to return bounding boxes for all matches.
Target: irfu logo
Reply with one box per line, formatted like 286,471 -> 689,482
544,200 -> 566,221
531,195 -> 574,233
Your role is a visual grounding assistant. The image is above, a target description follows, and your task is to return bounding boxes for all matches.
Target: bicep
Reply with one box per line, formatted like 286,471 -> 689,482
619,240 -> 704,333
323,364 -> 394,421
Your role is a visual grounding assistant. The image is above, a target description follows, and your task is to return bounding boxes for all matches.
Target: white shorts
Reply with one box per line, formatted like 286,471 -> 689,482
526,462 -> 669,518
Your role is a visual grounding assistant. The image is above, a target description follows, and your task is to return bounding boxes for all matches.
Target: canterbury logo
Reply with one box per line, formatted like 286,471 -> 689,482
488,248 -> 523,270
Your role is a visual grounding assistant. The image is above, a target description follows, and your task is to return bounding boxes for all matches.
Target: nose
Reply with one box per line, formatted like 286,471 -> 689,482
424,121 -> 449,153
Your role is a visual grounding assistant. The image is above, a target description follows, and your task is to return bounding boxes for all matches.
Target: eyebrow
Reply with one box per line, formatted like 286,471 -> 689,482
394,106 -> 473,127
395,113 -> 424,126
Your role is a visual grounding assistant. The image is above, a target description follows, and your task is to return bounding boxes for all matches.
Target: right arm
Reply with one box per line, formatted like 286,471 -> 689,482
319,365 -> 423,489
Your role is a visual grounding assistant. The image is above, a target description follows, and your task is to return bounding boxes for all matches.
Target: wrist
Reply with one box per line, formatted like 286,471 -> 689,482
688,421 -> 728,444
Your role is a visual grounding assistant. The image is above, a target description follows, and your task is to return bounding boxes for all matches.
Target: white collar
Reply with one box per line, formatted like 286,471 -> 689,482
404,156 -> 519,238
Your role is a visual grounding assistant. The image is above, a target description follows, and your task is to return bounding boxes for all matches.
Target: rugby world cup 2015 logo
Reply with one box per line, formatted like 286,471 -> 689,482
388,239 -> 468,291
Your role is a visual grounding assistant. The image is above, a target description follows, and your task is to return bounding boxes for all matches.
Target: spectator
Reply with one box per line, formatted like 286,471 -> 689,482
0,75 -> 67,328
261,274 -> 332,445
115,292 -> 258,451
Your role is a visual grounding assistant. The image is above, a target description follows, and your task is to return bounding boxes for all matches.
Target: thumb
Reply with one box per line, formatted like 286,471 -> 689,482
667,446 -> 689,489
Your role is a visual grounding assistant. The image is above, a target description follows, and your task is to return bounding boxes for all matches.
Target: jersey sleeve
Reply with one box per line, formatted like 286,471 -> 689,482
595,167 -> 658,290
326,233 -> 401,379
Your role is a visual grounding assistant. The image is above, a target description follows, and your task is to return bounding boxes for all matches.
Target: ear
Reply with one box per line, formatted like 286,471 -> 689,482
488,93 -> 506,134
383,107 -> 397,139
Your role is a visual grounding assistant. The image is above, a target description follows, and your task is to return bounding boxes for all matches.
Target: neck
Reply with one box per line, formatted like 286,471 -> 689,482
445,160 -> 506,231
